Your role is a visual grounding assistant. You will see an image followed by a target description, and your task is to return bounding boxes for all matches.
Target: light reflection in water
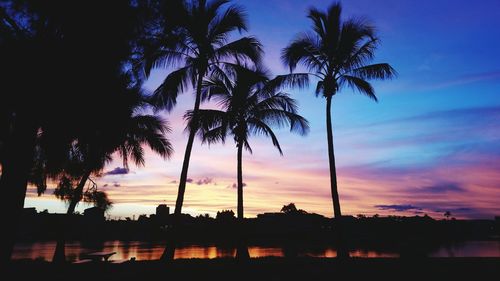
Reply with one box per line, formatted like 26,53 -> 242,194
11,240 -> 500,261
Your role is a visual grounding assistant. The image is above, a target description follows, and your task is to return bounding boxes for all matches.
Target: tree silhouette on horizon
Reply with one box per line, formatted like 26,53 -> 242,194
187,64 -> 309,258
141,0 -> 262,216
282,2 -> 396,219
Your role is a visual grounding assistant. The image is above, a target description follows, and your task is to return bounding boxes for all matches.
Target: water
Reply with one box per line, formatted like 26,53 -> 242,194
12,240 -> 500,262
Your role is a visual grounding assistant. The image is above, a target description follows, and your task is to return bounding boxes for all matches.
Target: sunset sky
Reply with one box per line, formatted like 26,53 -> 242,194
25,0 -> 500,219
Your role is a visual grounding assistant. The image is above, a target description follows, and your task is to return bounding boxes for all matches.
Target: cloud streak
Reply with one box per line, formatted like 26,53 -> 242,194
375,204 -> 422,212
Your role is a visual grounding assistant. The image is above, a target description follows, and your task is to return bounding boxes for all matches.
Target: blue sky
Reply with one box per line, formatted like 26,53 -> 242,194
25,0 -> 500,219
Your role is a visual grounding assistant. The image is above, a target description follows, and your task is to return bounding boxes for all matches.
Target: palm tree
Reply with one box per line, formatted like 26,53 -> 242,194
187,65 -> 309,258
281,2 -> 396,219
141,0 -> 262,217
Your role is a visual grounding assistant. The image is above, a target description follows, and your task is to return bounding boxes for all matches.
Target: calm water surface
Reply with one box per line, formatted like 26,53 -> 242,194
12,240 -> 500,262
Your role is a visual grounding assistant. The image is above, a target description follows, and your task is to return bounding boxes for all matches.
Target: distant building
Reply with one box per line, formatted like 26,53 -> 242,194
257,212 -> 285,219
156,204 -> 170,218
83,207 -> 105,222
23,207 -> 37,217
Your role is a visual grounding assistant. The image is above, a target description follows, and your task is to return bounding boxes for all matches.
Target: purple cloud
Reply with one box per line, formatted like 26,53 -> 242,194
230,182 -> 247,188
418,183 -> 464,194
196,177 -> 214,185
375,204 -> 423,212
105,167 -> 129,176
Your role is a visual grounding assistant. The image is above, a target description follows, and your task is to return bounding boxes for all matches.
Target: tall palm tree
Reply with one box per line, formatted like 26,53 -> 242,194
142,0 -> 262,217
281,2 -> 396,219
187,65 -> 309,258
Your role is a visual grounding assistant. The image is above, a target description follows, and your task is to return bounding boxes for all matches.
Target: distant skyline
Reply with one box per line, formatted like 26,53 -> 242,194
25,0 -> 500,219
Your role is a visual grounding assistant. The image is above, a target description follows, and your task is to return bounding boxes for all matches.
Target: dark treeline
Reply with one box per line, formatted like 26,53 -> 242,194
17,208 -> 500,257
1,0 -> 396,263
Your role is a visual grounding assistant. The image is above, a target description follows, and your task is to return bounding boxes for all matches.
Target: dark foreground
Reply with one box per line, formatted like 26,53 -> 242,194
4,258 -> 500,281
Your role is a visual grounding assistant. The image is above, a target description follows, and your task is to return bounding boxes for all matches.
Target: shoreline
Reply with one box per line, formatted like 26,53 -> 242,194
5,257 -> 500,280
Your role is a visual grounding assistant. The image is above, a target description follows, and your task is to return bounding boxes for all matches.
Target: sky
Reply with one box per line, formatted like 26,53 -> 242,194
25,0 -> 500,219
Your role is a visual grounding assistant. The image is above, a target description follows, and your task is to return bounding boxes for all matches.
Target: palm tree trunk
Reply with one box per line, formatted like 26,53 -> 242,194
174,71 -> 204,215
326,95 -> 341,218
0,116 -> 37,263
162,71 -> 205,262
326,95 -> 349,259
235,142 -> 249,260
52,170 -> 91,263
237,143 -> 244,220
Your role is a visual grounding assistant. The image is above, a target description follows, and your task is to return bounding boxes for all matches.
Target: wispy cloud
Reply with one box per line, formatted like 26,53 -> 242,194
416,183 -> 464,194
427,71 -> 500,90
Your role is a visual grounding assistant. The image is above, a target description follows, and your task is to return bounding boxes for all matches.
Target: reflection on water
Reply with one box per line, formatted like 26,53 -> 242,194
12,240 -> 500,261
429,241 -> 500,258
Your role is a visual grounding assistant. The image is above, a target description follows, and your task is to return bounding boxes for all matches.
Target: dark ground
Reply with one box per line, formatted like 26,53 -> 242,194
4,257 -> 500,281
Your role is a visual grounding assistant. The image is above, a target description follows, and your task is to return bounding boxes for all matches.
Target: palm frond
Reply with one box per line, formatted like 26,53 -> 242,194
350,63 -> 397,80
129,139 -> 146,167
247,118 -> 283,155
254,108 -> 309,136
208,4 -> 248,44
132,115 -> 170,135
242,139 -> 253,154
184,109 -> 228,135
202,65 -> 234,103
130,115 -> 174,159
315,81 -> 324,96
322,3 -> 342,53
141,39 -> 190,78
201,125 -> 228,145
335,17 -> 375,69
253,93 -> 300,113
263,73 -> 310,96
206,0 -> 231,18
339,75 -> 377,101
339,37 -> 378,72
213,36 -> 262,64
150,65 -> 193,111
281,32 -> 324,73
308,8 -> 327,38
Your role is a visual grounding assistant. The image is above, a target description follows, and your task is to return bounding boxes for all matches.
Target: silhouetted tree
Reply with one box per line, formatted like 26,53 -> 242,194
281,203 -> 298,214
280,203 -> 307,215
216,210 -> 236,221
141,0 -> 262,216
47,100 -> 173,263
54,176 -> 112,213
0,0 -> 145,261
188,64 -> 309,259
444,211 -> 452,220
282,2 -> 396,219
140,0 -> 262,261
